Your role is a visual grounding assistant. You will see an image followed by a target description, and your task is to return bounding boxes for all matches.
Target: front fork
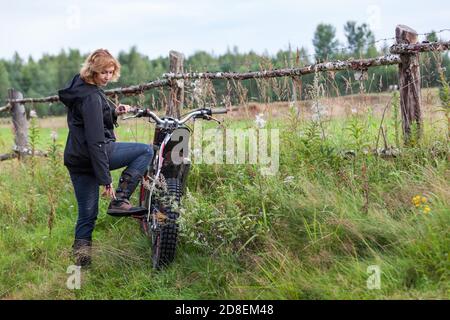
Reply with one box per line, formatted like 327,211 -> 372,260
138,148 -> 191,232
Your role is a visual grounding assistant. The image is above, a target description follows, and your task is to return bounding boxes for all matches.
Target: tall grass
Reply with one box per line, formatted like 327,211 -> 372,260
0,93 -> 448,299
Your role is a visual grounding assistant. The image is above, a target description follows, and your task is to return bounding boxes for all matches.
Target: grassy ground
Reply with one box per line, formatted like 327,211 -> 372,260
0,93 -> 448,299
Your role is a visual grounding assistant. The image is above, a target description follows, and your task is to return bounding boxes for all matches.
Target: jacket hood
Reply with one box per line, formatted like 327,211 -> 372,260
58,74 -> 100,108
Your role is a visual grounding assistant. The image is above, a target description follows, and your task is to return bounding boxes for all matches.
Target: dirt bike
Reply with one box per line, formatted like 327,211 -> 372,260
121,107 -> 227,270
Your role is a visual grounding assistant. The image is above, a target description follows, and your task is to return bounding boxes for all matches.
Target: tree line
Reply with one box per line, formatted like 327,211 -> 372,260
0,21 -> 448,117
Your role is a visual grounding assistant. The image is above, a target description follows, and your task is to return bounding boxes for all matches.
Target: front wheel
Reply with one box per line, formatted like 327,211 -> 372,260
139,177 -> 182,270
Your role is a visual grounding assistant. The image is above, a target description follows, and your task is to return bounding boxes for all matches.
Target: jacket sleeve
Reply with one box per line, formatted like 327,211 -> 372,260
112,105 -> 119,127
80,93 -> 112,185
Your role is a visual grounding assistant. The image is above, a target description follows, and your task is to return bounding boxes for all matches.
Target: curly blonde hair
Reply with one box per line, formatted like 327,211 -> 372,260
80,49 -> 121,85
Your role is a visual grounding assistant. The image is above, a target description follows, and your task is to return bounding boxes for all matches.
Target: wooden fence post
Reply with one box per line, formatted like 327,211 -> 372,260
9,88 -> 29,159
396,25 -> 422,145
166,50 -> 184,118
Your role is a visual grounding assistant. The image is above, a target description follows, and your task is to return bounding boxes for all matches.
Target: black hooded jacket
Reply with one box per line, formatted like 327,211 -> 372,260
58,74 -> 118,185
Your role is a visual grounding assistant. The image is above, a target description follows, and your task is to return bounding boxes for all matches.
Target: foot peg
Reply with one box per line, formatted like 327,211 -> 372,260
107,199 -> 147,217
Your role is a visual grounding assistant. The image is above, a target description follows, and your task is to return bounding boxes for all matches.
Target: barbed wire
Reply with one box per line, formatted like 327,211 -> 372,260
190,28 -> 450,71
279,28 -> 450,65
417,28 -> 450,37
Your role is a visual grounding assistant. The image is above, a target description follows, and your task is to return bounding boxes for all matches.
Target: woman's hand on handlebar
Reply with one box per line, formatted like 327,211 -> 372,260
116,104 -> 133,115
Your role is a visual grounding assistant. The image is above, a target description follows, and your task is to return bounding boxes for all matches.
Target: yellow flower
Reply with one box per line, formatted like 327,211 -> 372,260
412,195 -> 428,208
412,196 -> 421,205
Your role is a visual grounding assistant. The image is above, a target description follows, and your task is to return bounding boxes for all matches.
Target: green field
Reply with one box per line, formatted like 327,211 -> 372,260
0,98 -> 449,299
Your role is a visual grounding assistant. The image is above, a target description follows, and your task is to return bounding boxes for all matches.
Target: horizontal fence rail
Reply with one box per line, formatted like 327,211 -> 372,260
2,79 -> 171,107
390,40 -> 450,54
1,55 -> 404,106
162,55 -> 401,81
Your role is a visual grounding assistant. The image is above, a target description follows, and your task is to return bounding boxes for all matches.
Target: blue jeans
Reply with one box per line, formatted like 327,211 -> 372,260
69,142 -> 153,241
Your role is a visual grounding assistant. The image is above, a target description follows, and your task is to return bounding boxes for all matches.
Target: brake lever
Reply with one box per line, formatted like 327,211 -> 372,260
122,114 -> 138,120
122,107 -> 145,120
207,115 -> 222,124
203,115 -> 225,132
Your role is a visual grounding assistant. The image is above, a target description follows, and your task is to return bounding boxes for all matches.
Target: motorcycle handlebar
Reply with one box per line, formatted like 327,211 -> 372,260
124,107 -> 228,125
210,108 -> 227,114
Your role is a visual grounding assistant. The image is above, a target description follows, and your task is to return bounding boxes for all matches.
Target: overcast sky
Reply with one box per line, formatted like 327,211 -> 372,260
1,0 -> 449,61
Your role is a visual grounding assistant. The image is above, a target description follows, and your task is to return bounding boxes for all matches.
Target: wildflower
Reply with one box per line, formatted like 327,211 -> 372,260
283,176 -> 294,184
255,113 -> 266,128
412,195 -> 432,215
412,195 -> 422,207
30,109 -> 38,118
311,103 -> 328,123
50,130 -> 58,141
311,113 -> 321,122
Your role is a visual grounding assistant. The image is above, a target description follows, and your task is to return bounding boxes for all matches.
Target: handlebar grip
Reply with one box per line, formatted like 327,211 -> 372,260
211,108 -> 228,114
134,108 -> 147,117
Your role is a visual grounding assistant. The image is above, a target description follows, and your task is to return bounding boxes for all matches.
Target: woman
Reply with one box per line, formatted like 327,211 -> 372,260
58,49 -> 153,267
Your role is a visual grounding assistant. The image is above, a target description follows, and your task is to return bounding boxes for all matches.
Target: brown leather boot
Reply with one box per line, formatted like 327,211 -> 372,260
107,170 -> 147,217
72,239 -> 92,268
